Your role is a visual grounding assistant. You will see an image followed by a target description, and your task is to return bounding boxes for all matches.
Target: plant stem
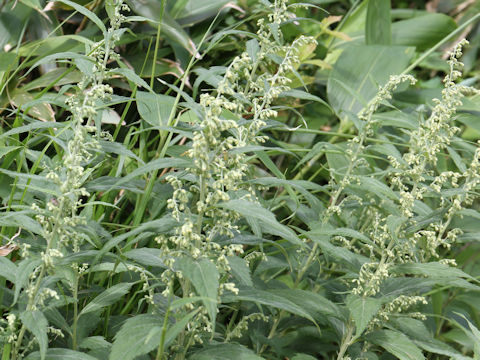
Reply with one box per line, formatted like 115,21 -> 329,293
336,322 -> 354,360
72,271 -> 79,350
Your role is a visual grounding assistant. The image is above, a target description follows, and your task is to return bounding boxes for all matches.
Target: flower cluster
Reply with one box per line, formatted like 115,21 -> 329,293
158,0 -> 316,345
4,1 -> 131,357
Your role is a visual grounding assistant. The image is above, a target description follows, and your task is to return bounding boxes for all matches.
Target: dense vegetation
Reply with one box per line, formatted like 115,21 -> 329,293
1,0 -> 480,359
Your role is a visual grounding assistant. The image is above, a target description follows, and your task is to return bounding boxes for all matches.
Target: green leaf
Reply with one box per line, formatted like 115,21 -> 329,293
219,199 -> 302,246
99,217 -> 177,256
270,289 -> 342,320
164,309 -> 200,348
366,330 -> 425,360
0,257 -> 17,283
346,294 -> 382,336
110,157 -> 191,190
279,89 -> 332,112
109,314 -> 163,360
391,262 -> 475,281
391,14 -> 457,50
291,355 -> 317,360
24,349 -> 97,360
366,0 -> 391,45
26,52 -> 93,76
223,287 -> 316,324
55,0 -> 106,33
110,68 -> 152,91
227,256 -> 253,287
128,2 -> 197,55
190,343 -> 265,360
176,258 -> 219,324
136,91 -> 176,127
327,45 -> 414,117
20,310 -> 48,360
0,51 -> 18,72
175,0 -> 234,26
79,283 -> 133,316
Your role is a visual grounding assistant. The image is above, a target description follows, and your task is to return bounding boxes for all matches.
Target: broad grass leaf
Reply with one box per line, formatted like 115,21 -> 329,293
391,14 -> 457,50
366,0 -> 391,45
222,287 -> 316,324
219,199 -> 303,246
327,45 -> 413,117
85,176 -> 145,193
176,258 -> 219,324
137,91 -> 176,127
279,89 -> 332,112
22,68 -> 82,91
190,343 -> 265,360
346,294 -> 382,336
55,0 -> 106,33
175,0 -> 234,26
109,314 -> 163,360
99,140 -> 144,163
0,51 -> 17,72
366,330 -> 425,360
24,349 -> 97,360
0,121 -> 66,141
79,283 -> 133,316
20,310 -> 48,360
128,2 -> 197,55
26,52 -> 93,76
111,68 -> 152,91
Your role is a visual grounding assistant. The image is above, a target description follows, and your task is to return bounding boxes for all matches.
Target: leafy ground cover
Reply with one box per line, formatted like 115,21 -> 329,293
1,0 -> 480,359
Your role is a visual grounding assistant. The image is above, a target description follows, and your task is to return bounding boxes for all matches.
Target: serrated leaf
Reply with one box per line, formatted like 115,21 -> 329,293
109,314 -> 163,360
176,258 -> 219,325
80,283 -> 133,316
346,294 -> 382,336
20,310 -> 48,360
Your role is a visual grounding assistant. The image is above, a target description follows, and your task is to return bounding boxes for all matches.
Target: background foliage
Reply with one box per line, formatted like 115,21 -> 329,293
1,0 -> 480,359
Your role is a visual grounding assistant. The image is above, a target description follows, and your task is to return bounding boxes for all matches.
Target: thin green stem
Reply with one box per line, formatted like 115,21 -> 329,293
150,0 -> 167,89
